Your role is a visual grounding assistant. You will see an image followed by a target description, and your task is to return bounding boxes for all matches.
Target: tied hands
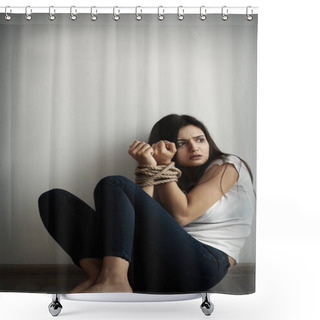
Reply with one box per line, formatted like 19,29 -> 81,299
128,140 -> 176,166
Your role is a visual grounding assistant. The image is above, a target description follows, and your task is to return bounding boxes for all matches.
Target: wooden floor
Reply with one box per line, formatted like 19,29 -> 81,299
0,263 -> 255,294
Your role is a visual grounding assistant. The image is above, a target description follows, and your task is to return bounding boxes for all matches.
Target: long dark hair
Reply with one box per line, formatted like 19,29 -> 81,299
148,114 -> 253,191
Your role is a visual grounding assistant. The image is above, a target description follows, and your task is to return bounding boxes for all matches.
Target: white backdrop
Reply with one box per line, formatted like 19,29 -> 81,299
2,0 -> 320,320
0,6 -> 257,264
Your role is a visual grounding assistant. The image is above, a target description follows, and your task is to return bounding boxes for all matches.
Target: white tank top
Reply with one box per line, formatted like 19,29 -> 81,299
182,155 -> 255,263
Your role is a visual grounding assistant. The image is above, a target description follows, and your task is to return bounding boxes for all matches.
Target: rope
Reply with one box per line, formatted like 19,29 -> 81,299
135,162 -> 182,187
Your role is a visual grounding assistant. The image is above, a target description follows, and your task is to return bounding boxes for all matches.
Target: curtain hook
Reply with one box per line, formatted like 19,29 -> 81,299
221,6 -> 228,21
200,6 -> 207,21
177,6 -> 184,21
25,6 -> 32,21
90,6 -> 98,21
5,6 -> 12,21
70,6 -> 77,21
135,6 -> 142,21
157,6 -> 164,21
49,6 -> 56,21
113,6 -> 120,21
246,6 -> 253,21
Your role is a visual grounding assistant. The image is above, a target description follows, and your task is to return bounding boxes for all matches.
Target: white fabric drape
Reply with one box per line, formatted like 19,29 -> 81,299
0,13 -> 257,265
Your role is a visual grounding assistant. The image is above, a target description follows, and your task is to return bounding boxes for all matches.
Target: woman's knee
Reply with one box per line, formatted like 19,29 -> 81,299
39,188 -> 67,204
38,189 -> 69,216
97,175 -> 129,185
94,175 -> 132,193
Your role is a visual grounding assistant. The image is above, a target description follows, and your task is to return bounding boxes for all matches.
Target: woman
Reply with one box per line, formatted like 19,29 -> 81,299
38,114 -> 255,294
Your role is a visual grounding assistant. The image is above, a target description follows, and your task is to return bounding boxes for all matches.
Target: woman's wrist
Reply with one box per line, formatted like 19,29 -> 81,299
156,160 -> 172,166
137,158 -> 157,166
135,162 -> 181,187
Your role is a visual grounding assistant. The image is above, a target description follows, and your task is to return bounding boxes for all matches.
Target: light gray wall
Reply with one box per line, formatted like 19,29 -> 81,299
0,13 -> 257,264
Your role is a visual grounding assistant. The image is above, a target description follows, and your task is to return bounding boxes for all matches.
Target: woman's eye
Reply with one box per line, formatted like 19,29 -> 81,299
177,142 -> 185,147
197,138 -> 205,143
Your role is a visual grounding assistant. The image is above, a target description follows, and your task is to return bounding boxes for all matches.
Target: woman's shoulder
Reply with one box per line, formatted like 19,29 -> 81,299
200,155 -> 239,187
206,155 -> 254,188
205,154 -> 242,173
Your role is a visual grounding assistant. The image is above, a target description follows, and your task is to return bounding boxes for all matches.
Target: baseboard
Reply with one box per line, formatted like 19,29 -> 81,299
0,263 -> 255,294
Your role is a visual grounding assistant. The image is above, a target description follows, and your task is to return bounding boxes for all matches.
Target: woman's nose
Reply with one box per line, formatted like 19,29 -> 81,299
188,141 -> 199,152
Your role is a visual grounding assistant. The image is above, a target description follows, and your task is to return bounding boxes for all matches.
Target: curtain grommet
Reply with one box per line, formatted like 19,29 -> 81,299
177,6 -> 184,21
246,6 -> 253,21
48,6 -> 56,21
4,6 -> 12,21
90,6 -> 98,21
157,6 -> 164,21
221,6 -> 228,21
70,6 -> 77,21
200,6 -> 207,21
113,6 -> 120,21
25,6 -> 32,21
135,6 -> 142,21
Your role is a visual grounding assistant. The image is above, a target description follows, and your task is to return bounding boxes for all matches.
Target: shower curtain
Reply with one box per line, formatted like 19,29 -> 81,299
0,6 -> 257,296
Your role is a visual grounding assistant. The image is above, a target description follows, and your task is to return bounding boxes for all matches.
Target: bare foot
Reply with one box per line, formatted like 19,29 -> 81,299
69,258 -> 102,293
82,280 -> 133,293
69,278 -> 97,293
81,256 -> 133,293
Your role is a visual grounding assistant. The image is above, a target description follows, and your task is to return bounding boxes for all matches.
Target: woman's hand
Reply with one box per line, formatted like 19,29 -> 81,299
128,140 -> 157,166
152,140 -> 177,165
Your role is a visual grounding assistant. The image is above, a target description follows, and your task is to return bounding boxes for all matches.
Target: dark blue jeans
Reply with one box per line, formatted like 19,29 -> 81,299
39,175 -> 230,293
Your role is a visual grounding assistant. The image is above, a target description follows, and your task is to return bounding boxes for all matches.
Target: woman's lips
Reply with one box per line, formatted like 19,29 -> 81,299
190,155 -> 202,160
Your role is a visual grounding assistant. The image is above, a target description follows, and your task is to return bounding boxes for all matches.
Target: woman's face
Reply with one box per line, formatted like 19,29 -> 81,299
175,125 -> 210,167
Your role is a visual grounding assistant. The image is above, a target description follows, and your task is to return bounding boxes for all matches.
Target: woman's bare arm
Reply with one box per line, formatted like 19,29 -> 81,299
156,163 -> 239,226
128,140 -> 156,197
150,140 -> 239,226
